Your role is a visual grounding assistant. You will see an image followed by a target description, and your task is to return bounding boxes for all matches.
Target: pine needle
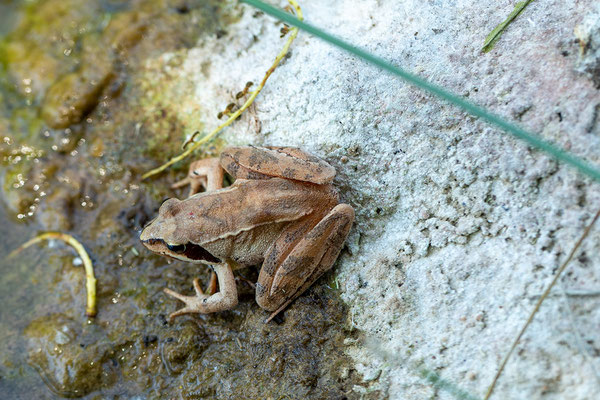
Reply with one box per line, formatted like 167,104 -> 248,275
482,1 -> 535,53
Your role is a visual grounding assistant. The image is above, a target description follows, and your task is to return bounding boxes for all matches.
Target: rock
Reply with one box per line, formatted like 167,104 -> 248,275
575,5 -> 600,88
25,314 -> 118,397
40,57 -> 114,129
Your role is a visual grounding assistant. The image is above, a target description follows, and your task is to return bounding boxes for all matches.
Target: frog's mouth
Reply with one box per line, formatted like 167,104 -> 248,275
142,238 -> 221,264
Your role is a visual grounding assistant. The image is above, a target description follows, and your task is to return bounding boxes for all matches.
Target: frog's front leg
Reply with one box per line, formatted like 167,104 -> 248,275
170,157 -> 225,296
163,261 -> 238,322
256,204 -> 355,322
171,157 -> 224,196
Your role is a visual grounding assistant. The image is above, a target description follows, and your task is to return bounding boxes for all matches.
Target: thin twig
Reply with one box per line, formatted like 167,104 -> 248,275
10,232 -> 98,317
142,0 -> 303,180
529,288 -> 600,299
484,207 -> 600,399
558,282 -> 600,386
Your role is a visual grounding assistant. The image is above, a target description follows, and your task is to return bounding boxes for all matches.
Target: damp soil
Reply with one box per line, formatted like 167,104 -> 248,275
0,0 -> 366,398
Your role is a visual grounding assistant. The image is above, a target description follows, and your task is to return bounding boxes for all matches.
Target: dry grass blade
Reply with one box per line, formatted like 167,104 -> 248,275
484,207 -> 600,399
558,282 -> 600,386
10,232 -> 98,318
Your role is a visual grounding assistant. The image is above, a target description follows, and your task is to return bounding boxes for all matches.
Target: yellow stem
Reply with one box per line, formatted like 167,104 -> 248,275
10,232 -> 97,318
142,0 -> 303,180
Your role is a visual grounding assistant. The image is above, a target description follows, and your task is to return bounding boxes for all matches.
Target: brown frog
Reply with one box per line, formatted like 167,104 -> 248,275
140,146 -> 354,322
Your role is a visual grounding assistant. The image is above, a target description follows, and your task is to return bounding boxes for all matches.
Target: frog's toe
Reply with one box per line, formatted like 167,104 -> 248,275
163,263 -> 238,321
170,176 -> 190,189
192,278 -> 205,295
163,278 -> 205,302
167,306 -> 193,323
163,287 -> 191,302
163,287 -> 208,321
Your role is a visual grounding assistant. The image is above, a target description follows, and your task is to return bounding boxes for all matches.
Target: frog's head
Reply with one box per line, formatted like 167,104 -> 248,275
140,198 -> 221,264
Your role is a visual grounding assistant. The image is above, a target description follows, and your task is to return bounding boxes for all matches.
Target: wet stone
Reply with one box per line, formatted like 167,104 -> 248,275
25,314 -> 118,398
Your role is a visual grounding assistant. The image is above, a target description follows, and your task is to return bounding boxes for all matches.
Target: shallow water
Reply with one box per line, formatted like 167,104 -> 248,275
0,200 -> 50,398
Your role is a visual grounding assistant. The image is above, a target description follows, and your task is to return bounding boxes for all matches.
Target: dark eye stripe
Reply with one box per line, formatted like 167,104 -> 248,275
183,243 -> 221,263
167,243 -> 186,252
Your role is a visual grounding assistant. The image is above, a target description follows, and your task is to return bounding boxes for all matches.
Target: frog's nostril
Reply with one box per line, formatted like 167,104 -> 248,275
140,218 -> 157,237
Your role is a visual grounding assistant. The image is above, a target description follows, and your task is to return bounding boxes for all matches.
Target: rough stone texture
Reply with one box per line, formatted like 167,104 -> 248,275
575,4 -> 600,89
146,1 -> 600,398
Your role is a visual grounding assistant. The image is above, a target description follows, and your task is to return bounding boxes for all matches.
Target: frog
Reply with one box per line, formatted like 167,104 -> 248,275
140,146 -> 354,322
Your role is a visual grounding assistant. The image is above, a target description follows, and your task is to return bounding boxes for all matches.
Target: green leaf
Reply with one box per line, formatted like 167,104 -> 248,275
482,0 -> 535,53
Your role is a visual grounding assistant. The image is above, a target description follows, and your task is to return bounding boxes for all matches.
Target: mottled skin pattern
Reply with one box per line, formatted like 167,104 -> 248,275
140,146 -> 354,322
220,146 -> 336,184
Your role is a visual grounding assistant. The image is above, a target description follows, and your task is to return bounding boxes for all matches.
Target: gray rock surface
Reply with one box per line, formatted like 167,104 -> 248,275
147,1 -> 600,398
576,4 -> 600,89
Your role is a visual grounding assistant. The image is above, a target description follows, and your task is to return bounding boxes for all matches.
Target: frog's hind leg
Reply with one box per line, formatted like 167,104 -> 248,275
220,146 -> 336,184
256,204 -> 354,322
171,157 -> 224,196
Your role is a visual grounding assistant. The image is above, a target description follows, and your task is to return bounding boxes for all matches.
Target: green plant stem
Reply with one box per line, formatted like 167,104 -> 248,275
240,0 -> 600,183
482,1 -> 535,52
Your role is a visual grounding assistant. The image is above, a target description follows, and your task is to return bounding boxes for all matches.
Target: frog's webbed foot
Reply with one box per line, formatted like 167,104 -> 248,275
163,263 -> 238,322
171,157 -> 224,197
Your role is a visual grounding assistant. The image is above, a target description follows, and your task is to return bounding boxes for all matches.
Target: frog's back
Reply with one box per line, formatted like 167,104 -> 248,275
175,177 -> 338,250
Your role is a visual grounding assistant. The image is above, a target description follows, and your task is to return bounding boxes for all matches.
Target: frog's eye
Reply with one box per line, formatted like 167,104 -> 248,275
167,243 -> 186,253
